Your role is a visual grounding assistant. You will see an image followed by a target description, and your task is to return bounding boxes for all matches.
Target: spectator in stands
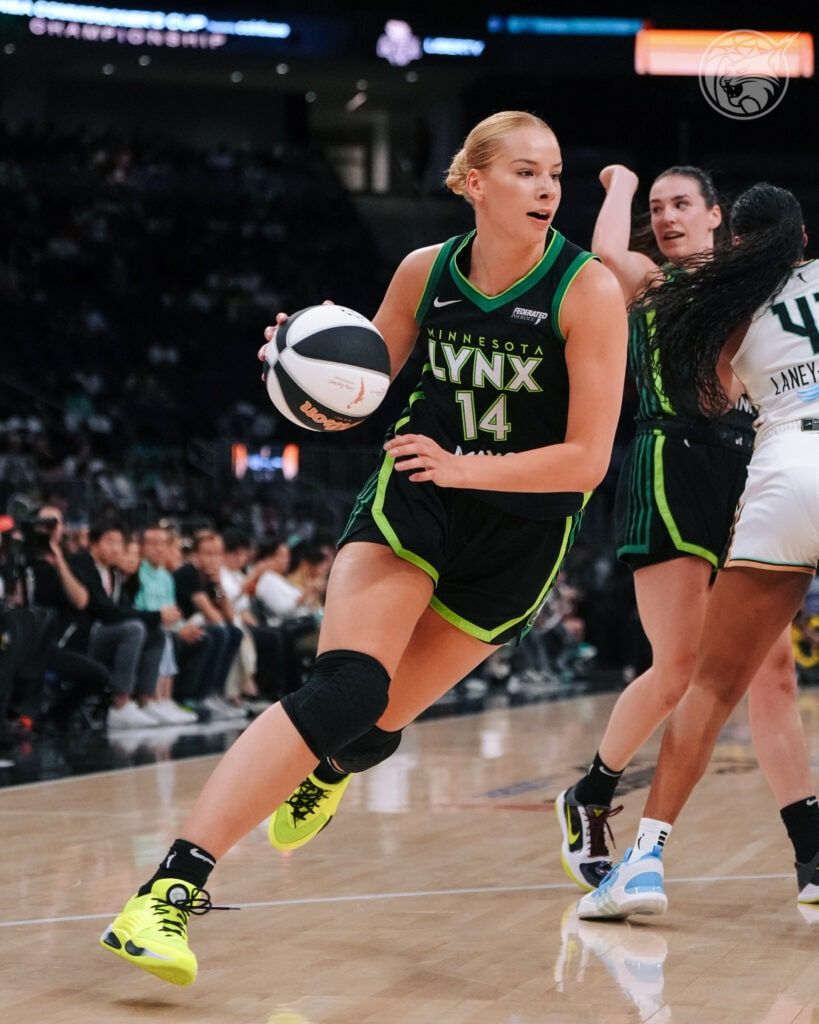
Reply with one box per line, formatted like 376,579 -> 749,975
219,528 -> 265,708
173,530 -> 244,721
255,535 -> 320,626
28,505 -> 111,730
134,526 -> 199,725
72,521 -> 178,729
287,542 -> 331,611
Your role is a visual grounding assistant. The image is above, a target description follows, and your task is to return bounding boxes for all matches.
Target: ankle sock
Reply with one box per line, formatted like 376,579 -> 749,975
781,796 -> 819,865
634,817 -> 672,857
313,757 -> 350,785
573,752 -> 624,807
138,838 -> 217,895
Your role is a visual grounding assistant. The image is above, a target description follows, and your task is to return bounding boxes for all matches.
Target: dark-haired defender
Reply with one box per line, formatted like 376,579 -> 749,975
554,165 -> 814,894
579,182 -> 819,919
99,110 -> 627,985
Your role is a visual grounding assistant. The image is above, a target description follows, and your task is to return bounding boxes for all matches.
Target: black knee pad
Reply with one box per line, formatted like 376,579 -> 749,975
329,725 -> 403,774
281,650 -> 390,758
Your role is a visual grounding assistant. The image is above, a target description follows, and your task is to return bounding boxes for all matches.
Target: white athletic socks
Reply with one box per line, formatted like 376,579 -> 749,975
633,817 -> 672,858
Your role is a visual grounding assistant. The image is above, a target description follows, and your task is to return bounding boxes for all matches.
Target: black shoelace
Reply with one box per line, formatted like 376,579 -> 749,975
151,887 -> 235,938
286,778 -> 329,822
587,804 -> 623,858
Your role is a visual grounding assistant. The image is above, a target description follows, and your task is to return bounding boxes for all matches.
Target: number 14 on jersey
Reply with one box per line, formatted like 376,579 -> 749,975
455,391 -> 511,441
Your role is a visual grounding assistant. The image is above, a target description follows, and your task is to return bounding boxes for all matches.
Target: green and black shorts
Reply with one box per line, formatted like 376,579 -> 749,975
614,419 -> 753,571
338,455 -> 584,646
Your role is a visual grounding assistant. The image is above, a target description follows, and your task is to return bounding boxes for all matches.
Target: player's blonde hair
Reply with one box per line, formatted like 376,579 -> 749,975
445,110 -> 554,204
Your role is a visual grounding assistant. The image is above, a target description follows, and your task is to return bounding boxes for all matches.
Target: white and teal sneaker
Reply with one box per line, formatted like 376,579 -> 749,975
577,845 -> 667,920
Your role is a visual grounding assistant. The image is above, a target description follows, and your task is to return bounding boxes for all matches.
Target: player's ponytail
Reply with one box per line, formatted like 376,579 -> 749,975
445,110 -> 553,204
635,182 -> 805,414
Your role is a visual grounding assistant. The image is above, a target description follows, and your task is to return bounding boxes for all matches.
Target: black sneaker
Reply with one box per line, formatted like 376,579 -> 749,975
555,784 -> 622,891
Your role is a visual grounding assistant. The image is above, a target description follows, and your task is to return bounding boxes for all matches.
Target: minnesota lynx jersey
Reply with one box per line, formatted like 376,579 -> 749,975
731,259 -> 819,433
630,283 -> 755,432
403,228 -> 597,520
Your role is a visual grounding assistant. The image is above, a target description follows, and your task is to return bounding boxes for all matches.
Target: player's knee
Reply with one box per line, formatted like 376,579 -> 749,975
281,650 -> 391,758
330,725 -> 403,774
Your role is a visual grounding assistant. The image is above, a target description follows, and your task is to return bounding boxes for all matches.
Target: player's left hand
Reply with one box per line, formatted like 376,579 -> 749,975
384,433 -> 464,486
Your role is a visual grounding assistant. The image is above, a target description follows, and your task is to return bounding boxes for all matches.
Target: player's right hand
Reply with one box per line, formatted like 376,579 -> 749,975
599,164 -> 639,193
259,300 -> 335,362
259,312 -> 288,362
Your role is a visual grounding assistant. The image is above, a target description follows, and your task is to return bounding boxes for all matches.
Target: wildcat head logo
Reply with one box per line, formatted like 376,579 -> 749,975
699,30 -> 797,120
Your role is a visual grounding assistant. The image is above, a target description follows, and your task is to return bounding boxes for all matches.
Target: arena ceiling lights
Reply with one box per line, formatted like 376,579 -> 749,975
635,29 -> 815,77
487,16 -> 644,37
0,0 -> 291,48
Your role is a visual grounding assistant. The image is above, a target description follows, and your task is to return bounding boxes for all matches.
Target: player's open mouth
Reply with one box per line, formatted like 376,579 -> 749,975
527,211 -> 552,221
663,231 -> 684,240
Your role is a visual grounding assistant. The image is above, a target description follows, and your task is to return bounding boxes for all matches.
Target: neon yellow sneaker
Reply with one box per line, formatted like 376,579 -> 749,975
99,877 -> 214,986
268,772 -> 352,851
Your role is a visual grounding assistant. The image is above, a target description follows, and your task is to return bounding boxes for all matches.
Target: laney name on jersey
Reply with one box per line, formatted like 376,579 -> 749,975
427,329 -> 544,392
769,358 -> 819,396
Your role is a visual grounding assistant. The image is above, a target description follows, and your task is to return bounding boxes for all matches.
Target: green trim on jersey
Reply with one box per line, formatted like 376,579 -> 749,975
550,251 -> 598,342
414,236 -> 460,324
646,310 -> 674,415
630,307 -> 677,420
370,391 -> 439,582
617,432 -> 652,557
339,468 -> 380,543
615,430 -> 719,566
651,434 -> 718,567
429,509 -> 582,642
449,229 -> 565,312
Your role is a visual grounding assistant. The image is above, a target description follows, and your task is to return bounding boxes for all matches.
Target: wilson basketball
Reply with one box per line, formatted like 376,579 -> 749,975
264,305 -> 390,432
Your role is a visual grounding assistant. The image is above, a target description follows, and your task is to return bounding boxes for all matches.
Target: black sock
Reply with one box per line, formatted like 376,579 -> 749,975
781,797 -> 819,864
573,752 -> 623,807
138,838 -> 217,895
313,757 -> 350,785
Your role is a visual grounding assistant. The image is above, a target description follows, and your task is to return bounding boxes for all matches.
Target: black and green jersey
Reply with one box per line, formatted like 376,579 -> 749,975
397,228 -> 597,520
630,302 -> 755,431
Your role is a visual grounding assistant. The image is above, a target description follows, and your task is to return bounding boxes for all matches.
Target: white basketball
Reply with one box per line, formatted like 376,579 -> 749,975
264,305 -> 391,432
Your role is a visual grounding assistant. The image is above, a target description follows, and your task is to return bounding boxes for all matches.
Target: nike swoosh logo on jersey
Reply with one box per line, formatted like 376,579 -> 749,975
433,297 -> 461,307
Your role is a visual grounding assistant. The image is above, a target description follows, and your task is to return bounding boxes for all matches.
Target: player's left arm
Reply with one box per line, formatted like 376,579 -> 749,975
386,260 -> 627,491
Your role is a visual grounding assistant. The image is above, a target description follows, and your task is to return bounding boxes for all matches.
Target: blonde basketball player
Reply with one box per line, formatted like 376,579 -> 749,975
99,110 -> 627,985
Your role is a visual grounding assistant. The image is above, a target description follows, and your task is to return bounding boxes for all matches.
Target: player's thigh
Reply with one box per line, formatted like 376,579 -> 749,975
317,541 -> 434,675
633,556 -> 712,664
696,566 -> 811,692
378,606 -> 499,730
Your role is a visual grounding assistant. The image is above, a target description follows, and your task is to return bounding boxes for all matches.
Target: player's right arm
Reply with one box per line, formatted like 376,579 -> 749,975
592,164 -> 659,303
371,245 -> 437,380
258,246 -> 438,382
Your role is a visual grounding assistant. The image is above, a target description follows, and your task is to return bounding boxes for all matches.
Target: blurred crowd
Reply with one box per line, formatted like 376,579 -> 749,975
0,497 -> 627,752
0,505 -> 337,747
0,120 -> 388,485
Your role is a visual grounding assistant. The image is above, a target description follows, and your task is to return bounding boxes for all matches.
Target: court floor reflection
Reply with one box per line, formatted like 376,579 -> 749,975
554,901 -> 670,1022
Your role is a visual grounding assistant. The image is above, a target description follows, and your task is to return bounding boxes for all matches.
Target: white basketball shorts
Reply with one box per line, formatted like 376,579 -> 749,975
725,425 -> 819,574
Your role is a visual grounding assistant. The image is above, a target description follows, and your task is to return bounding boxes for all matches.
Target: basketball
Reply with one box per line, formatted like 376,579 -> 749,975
264,304 -> 391,432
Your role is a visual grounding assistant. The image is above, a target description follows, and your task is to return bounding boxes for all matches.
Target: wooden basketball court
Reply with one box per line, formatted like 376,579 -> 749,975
2,690 -> 818,1023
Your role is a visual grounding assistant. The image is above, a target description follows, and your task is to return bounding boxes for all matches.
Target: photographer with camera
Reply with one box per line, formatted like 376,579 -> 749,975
27,506 -> 112,731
